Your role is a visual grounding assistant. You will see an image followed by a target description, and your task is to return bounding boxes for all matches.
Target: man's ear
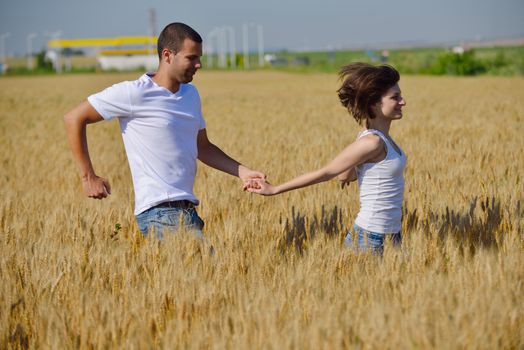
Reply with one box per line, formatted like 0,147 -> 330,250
160,48 -> 173,63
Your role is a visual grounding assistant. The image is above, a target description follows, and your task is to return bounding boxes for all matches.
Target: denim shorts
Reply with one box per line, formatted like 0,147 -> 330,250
135,205 -> 205,239
344,224 -> 402,255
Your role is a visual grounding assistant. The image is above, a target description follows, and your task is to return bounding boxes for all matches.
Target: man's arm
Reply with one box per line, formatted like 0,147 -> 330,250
63,100 -> 111,199
197,129 -> 265,181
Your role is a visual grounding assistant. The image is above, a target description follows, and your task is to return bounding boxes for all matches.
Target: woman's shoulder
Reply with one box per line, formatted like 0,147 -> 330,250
353,132 -> 384,154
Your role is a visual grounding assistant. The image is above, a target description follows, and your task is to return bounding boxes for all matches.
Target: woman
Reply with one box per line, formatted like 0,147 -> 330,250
246,62 -> 407,254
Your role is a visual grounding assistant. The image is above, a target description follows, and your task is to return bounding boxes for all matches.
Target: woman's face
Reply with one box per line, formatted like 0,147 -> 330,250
373,84 -> 406,120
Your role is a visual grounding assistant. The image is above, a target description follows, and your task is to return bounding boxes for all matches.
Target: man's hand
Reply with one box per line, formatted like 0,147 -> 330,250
82,175 -> 111,200
238,165 -> 266,183
244,178 -> 277,196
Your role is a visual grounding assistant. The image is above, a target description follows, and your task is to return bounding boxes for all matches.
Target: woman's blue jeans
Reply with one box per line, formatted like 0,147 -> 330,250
136,205 -> 204,240
344,224 -> 402,255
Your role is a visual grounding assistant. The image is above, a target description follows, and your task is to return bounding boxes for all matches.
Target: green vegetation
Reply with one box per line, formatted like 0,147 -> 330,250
2,46 -> 523,76
263,46 -> 524,76
3,49 -> 97,75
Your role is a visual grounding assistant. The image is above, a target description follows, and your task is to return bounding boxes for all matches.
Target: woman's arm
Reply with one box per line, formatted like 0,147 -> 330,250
246,135 -> 383,196
337,168 -> 357,189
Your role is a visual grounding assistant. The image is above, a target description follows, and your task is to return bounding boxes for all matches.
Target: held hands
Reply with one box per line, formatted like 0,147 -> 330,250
237,165 -> 274,195
82,174 -> 111,200
244,178 -> 277,196
239,166 -> 276,195
238,165 -> 268,194
238,165 -> 266,183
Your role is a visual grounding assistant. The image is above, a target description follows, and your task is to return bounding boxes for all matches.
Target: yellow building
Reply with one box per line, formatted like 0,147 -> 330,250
47,36 -> 158,71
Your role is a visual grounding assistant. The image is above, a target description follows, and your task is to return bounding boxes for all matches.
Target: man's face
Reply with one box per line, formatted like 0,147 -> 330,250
170,39 -> 202,84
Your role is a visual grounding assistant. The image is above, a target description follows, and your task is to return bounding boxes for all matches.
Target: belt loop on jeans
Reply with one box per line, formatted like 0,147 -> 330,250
154,200 -> 194,209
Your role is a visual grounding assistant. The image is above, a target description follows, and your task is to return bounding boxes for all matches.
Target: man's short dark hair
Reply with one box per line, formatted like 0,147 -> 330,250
157,22 -> 202,59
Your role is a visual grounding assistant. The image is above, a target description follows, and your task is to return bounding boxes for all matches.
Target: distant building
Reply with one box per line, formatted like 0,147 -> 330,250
452,46 -> 465,55
97,48 -> 157,71
46,36 -> 157,72
264,54 -> 288,66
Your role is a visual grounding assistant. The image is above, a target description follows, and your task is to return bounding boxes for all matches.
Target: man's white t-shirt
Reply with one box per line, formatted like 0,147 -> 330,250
87,73 -> 206,215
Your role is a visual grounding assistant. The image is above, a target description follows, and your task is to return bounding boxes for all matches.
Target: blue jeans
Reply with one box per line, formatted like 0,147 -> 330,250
344,224 -> 402,255
136,205 -> 205,239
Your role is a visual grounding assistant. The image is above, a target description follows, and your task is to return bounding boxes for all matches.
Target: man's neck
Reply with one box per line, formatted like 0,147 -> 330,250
151,72 -> 181,94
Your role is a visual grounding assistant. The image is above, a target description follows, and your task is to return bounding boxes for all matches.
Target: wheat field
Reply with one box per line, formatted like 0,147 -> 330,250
1,71 -> 523,349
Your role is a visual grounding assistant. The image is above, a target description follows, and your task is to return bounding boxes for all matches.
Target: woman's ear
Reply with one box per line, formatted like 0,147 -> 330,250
370,101 -> 381,117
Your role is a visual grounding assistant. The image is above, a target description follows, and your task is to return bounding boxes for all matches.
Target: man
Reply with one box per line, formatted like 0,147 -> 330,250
64,22 -> 264,237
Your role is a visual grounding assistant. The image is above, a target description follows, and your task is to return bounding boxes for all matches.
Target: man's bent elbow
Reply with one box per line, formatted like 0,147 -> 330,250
63,110 -> 78,128
64,109 -> 90,133
64,101 -> 102,129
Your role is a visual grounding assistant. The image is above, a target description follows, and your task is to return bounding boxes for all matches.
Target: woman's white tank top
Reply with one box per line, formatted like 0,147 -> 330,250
354,129 -> 407,234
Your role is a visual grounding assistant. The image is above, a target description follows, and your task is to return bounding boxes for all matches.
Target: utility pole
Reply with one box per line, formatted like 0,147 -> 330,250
225,26 -> 236,69
45,30 -> 63,73
27,33 -> 37,70
206,28 -> 217,68
148,8 -> 157,55
257,25 -> 264,67
1,32 -> 11,67
149,8 -> 157,38
242,23 -> 265,69
217,27 -> 228,68
242,23 -> 249,69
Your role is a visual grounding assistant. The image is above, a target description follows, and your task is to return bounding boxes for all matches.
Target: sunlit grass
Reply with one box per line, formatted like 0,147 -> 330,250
1,72 -> 523,349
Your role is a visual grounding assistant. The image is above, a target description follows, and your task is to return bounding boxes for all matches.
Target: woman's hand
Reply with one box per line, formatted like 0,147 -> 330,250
337,168 -> 357,189
244,179 -> 278,196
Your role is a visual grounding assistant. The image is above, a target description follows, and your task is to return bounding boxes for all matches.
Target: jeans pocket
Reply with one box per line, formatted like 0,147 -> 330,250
344,226 -> 363,249
183,208 -> 205,230
365,232 -> 385,250
136,206 -> 206,239
136,208 -> 183,237
156,208 -> 183,226
136,210 -> 154,234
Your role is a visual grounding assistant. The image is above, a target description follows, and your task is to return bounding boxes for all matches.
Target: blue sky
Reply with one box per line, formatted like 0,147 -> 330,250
1,0 -> 523,56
